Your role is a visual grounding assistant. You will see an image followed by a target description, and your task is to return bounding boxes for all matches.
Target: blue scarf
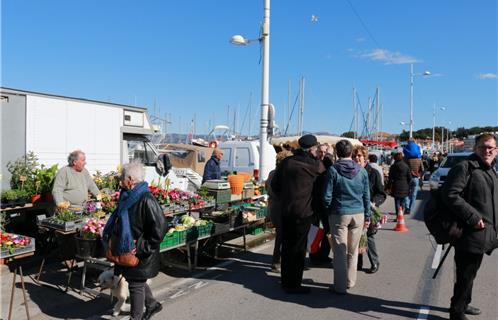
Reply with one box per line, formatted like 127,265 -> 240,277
103,181 -> 149,255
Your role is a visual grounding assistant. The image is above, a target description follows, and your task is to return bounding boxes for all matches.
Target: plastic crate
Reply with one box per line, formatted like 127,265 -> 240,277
208,189 -> 231,204
160,232 -> 179,250
197,223 -> 214,237
256,207 -> 268,219
249,226 -> 264,235
177,228 -> 198,244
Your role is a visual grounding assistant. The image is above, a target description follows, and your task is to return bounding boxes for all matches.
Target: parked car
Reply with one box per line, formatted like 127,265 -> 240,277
429,152 -> 498,189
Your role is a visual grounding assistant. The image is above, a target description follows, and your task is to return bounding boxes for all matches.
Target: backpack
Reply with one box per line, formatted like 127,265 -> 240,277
423,163 -> 473,245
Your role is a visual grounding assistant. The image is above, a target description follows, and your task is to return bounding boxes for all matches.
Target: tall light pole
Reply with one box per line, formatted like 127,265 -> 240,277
231,0 -> 270,182
409,63 -> 431,138
432,104 -> 446,151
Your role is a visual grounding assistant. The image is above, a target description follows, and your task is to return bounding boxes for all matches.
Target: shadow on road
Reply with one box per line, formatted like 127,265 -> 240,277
201,250 -> 448,319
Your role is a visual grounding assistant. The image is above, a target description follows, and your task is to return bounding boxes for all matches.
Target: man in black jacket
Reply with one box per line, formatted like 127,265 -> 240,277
271,134 -> 325,293
442,133 -> 498,320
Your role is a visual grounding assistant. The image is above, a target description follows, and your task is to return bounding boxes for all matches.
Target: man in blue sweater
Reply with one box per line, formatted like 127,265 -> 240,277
323,139 -> 370,294
202,149 -> 223,183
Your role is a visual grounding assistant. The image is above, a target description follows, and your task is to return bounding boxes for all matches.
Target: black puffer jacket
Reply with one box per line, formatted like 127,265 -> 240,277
388,160 -> 411,198
117,192 -> 167,280
442,154 -> 498,254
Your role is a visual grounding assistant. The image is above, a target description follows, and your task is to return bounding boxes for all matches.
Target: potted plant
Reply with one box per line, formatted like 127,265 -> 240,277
1,190 -> 18,208
75,218 -> 105,258
35,164 -> 58,202
6,151 -> 39,199
13,189 -> 29,207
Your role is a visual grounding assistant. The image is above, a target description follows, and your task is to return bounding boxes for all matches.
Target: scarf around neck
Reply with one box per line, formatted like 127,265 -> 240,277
103,181 -> 149,255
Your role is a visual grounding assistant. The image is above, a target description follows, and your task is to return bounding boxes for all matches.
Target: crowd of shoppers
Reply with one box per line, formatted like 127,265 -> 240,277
268,133 -> 497,320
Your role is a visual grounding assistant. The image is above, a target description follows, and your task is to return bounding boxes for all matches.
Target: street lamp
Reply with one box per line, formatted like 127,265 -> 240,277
231,0 -> 270,182
432,104 -> 446,151
409,63 -> 431,138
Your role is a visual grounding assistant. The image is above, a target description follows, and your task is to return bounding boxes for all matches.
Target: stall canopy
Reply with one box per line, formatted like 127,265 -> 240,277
360,140 -> 398,149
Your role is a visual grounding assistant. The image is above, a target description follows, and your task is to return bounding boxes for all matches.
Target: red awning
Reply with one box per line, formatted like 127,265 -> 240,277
360,140 -> 398,148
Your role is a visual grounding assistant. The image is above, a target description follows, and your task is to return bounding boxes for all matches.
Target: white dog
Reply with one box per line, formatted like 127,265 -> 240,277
97,269 -> 130,316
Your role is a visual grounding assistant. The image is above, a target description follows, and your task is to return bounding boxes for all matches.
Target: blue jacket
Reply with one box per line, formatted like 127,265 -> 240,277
323,159 -> 371,217
202,156 -> 221,183
403,140 -> 422,159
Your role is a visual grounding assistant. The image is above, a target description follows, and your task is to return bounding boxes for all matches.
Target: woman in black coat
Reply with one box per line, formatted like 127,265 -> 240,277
109,163 -> 167,320
388,152 -> 411,214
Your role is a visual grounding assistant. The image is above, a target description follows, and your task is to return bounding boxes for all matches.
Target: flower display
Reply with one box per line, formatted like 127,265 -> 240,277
79,218 -> 106,240
0,231 -> 32,254
84,200 -> 97,214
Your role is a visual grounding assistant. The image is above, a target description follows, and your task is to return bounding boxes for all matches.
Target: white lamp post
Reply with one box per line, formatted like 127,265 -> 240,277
432,104 -> 446,151
409,64 -> 431,138
231,0 -> 270,182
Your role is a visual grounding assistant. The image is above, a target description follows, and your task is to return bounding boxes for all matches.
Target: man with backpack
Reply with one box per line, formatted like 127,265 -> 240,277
441,133 -> 498,320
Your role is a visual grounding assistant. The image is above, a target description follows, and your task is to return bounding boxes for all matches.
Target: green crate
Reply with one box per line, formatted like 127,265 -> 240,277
197,223 -> 214,237
249,226 -> 264,235
160,232 -> 179,249
256,206 -> 268,219
177,228 -> 198,244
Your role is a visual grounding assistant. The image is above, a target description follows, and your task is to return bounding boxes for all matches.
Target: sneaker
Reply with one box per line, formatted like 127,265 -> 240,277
271,263 -> 281,272
142,302 -> 163,320
464,305 -> 481,315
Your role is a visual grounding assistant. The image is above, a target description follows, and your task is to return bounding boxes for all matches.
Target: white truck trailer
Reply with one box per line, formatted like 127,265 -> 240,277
0,87 -> 186,190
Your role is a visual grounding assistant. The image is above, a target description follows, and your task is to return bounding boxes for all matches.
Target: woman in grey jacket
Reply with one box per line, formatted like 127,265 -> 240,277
323,140 -> 370,294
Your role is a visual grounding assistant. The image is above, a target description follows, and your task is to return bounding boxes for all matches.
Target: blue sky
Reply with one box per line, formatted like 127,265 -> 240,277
2,0 -> 497,136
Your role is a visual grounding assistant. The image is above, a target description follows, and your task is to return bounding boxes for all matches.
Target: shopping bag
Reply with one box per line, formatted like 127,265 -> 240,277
307,224 -> 325,254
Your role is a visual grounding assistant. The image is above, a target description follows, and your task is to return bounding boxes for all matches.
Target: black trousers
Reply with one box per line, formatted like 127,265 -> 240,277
450,249 -> 483,316
281,215 -> 311,289
358,233 -> 379,268
128,279 -> 157,320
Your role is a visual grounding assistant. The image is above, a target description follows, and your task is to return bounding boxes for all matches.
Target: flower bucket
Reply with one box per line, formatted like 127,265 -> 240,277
75,236 -> 97,258
228,175 -> 244,195
31,194 -> 42,204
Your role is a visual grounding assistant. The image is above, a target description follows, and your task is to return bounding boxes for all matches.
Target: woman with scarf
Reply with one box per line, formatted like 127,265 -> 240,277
103,162 -> 167,320
323,140 -> 370,294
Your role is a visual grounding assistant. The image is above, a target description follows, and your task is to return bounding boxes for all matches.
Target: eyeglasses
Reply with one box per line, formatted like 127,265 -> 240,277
477,145 -> 497,151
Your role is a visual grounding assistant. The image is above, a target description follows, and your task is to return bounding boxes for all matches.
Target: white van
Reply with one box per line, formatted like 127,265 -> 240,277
218,140 -> 276,181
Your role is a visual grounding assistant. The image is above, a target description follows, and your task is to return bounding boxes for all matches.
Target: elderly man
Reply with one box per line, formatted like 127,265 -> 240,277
52,150 -> 100,209
442,133 -> 498,320
104,162 -> 167,320
202,148 -> 223,183
271,134 -> 325,293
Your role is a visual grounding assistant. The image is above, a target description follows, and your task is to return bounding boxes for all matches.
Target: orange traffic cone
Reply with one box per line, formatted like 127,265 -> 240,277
395,207 -> 408,232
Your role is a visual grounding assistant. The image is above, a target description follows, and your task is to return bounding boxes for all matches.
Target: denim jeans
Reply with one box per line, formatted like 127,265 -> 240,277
408,177 -> 420,213
394,197 -> 409,213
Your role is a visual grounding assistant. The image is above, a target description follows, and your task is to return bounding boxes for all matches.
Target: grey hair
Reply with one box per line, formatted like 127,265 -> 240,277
121,162 -> 145,184
67,150 -> 84,166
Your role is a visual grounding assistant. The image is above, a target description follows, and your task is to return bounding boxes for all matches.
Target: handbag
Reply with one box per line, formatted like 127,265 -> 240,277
105,236 -> 139,267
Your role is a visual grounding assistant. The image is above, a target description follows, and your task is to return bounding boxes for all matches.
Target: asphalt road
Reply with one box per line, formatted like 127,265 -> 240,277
145,189 -> 498,320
